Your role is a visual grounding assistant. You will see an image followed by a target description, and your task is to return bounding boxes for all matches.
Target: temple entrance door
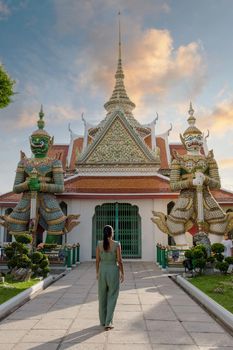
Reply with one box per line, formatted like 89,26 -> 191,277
92,202 -> 141,259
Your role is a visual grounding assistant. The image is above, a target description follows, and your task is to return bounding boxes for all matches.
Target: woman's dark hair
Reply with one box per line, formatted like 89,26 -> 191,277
103,225 -> 113,251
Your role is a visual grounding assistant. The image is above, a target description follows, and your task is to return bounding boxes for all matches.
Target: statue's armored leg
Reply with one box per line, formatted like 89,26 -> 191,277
166,194 -> 194,245
203,191 -> 228,243
5,197 -> 30,235
39,195 -> 66,241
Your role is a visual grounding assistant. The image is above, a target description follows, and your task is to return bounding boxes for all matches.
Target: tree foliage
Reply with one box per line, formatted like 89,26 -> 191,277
0,64 -> 15,109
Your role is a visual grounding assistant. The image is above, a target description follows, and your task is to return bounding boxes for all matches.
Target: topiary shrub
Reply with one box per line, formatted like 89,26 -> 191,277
193,257 -> 206,271
225,256 -> 233,265
184,250 -> 193,259
31,251 -> 50,278
215,261 -> 229,274
216,254 -> 224,262
193,247 -> 205,259
186,245 -> 208,275
195,244 -> 208,258
206,256 -> 215,264
211,243 -> 224,254
5,233 -> 50,280
31,251 -> 43,264
211,243 -> 224,263
15,234 -> 32,245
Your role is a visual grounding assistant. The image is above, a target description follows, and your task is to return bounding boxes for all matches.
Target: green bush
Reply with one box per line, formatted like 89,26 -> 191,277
211,243 -> 224,254
193,257 -> 206,270
206,256 -> 215,263
41,267 -> 50,278
17,254 -> 31,268
196,244 -> 208,257
216,261 -> 229,274
31,251 -> 43,263
225,257 -> 233,265
40,259 -> 49,269
216,254 -> 224,262
30,252 -> 50,278
15,233 -> 32,244
193,248 -> 204,259
4,246 -> 14,258
5,234 -> 50,279
184,250 -> 193,259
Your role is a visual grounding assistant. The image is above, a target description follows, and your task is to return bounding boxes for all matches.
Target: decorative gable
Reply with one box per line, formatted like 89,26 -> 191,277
78,111 -> 159,165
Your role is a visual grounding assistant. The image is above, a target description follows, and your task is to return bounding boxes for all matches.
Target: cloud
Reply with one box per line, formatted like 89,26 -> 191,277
197,97 -> 233,136
7,104 -> 85,130
54,0 -> 170,34
219,158 -> 233,169
48,105 -> 84,123
0,0 -> 10,19
72,25 -> 206,124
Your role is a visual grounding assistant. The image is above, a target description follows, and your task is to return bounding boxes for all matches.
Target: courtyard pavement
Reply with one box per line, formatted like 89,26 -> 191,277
0,262 -> 233,350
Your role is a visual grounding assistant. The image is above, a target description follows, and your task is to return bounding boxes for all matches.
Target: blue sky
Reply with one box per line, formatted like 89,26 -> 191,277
1,0 -> 233,193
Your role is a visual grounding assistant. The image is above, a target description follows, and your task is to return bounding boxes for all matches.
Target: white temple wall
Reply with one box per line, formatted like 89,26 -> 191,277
64,197 -> 170,262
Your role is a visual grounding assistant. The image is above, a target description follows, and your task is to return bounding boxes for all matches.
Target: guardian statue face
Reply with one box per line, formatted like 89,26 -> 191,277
184,133 -> 203,152
30,135 -> 50,157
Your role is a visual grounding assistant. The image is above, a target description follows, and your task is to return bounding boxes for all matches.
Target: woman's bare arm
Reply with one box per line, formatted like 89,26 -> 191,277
96,245 -> 100,279
117,243 -> 124,283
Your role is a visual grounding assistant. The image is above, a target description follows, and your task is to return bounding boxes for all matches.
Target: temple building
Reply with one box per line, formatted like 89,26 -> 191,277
1,30 -> 233,261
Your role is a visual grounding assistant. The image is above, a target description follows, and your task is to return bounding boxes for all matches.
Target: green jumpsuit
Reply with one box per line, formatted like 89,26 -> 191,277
98,240 -> 120,327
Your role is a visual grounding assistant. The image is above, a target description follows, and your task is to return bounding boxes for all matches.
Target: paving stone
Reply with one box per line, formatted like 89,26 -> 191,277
60,343 -> 104,349
165,296 -> 198,306
0,330 -> 27,343
32,317 -> 73,330
190,332 -> 233,347
149,330 -> 194,345
198,347 -> 233,350
182,321 -> 225,333
151,346 -> 199,350
6,310 -> 45,320
115,304 -> 141,311
13,343 -> 59,350
106,345 -> 151,350
0,344 -> 16,350
171,305 -> 206,314
144,309 -> 177,321
146,320 -> 184,331
20,329 -> 67,343
0,319 -> 39,330
108,330 -> 150,343
63,329 -> 107,343
114,311 -> 144,320
175,312 -> 214,322
113,318 -> 147,330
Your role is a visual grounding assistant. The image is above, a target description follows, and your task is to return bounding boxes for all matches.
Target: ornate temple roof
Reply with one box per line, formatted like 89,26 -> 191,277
89,15 -> 150,139
77,110 -> 160,174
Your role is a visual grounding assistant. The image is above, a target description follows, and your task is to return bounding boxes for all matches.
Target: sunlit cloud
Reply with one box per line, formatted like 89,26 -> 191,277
197,97 -> 233,136
2,103 -> 84,131
48,105 -> 84,123
219,158 -> 233,169
71,27 -> 206,123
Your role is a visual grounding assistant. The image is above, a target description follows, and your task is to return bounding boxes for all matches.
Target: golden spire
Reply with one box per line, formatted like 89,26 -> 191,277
183,102 -> 202,136
104,12 -> 136,117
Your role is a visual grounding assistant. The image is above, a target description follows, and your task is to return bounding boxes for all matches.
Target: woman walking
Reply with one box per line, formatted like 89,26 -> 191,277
96,225 -> 124,331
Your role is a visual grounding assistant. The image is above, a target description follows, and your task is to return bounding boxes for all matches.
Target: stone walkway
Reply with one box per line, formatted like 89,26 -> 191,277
0,262 -> 233,350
